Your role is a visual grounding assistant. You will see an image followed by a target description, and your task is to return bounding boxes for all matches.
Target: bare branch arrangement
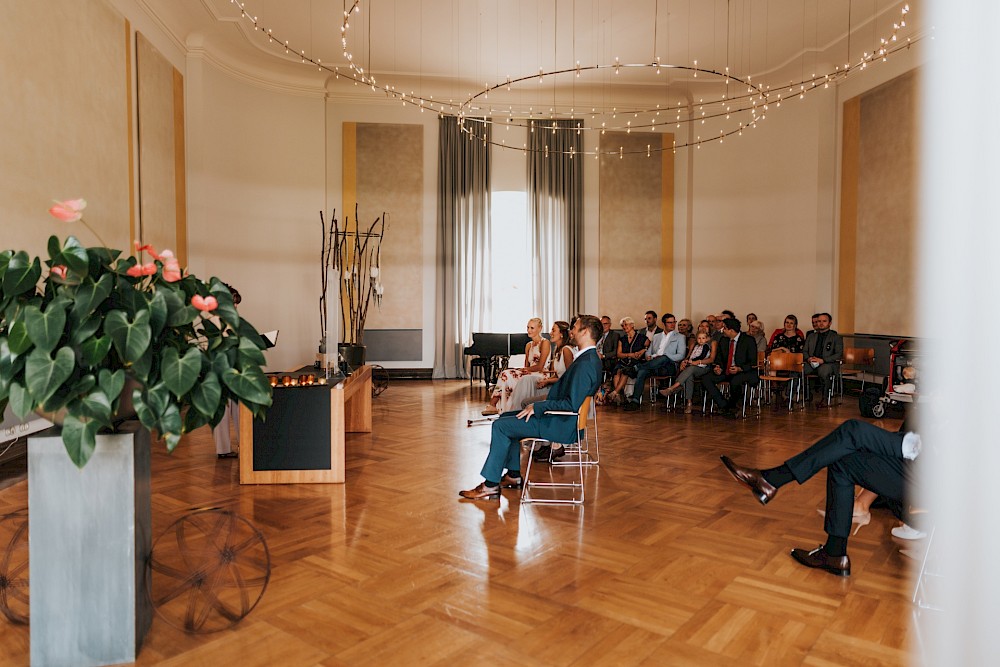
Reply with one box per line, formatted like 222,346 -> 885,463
319,204 -> 386,346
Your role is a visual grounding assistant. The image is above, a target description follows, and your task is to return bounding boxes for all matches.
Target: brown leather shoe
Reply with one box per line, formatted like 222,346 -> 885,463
459,483 -> 500,500
500,473 -> 522,489
790,545 -> 851,576
720,455 -> 778,505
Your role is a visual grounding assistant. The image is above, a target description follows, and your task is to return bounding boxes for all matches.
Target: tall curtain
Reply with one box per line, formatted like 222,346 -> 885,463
434,117 -> 492,378
528,119 -> 583,325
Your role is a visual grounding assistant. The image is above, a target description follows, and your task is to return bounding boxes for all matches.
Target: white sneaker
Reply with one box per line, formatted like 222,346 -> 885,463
891,523 -> 927,540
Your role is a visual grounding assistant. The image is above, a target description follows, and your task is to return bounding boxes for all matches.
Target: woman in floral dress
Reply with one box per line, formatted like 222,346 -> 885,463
483,317 -> 550,414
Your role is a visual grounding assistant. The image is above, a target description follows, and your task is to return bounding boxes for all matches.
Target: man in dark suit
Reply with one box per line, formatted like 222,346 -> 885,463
460,315 -> 603,500
720,417 -> 921,576
802,312 -> 843,406
597,315 -> 620,376
699,318 -> 759,415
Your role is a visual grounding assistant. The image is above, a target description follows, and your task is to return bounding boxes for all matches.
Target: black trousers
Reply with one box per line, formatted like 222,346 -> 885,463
700,370 -> 758,409
785,419 -> 916,539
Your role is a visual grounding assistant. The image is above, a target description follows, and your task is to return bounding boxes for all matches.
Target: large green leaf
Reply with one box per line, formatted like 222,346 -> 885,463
148,290 -> 168,338
0,338 -> 25,398
161,347 -> 201,398
60,414 -> 100,469
237,336 -> 266,367
77,388 -> 112,422
0,250 -> 13,280
7,320 -> 32,355
104,308 -> 151,362
42,374 -> 96,414
221,365 -> 272,406
57,236 -> 90,274
167,303 -> 197,327
132,390 -> 156,432
191,371 -> 222,418
98,369 -> 125,405
209,281 -> 240,329
160,404 -> 183,451
69,313 -> 101,346
80,335 -> 111,367
25,347 -> 74,406
183,405 -> 209,434
23,301 -> 67,354
2,252 -> 41,298
70,273 -> 113,324
145,382 -> 170,419
131,349 -> 152,382
8,382 -> 33,419
236,318 -> 266,348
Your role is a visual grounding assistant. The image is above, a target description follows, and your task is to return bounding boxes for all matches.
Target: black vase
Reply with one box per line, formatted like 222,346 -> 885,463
338,344 -> 366,372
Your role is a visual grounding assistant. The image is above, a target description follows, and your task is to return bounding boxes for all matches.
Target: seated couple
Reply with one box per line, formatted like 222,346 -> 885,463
460,315 -> 603,500
483,319 -> 575,415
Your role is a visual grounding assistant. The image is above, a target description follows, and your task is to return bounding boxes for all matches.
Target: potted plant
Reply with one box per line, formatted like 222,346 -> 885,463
0,198 -> 273,467
319,205 -> 385,370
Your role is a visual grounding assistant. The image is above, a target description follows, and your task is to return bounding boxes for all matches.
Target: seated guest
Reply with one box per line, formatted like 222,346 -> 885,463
711,314 -> 726,342
606,316 -> 649,405
697,320 -> 712,337
484,317 -> 550,414
768,314 -> 806,354
677,318 -> 695,348
459,315 -> 603,499
745,312 -> 758,330
720,417 -> 921,576
510,321 -> 574,408
699,318 -> 758,416
748,320 -> 767,354
658,330 -> 716,413
623,313 -> 687,411
596,315 -> 620,376
641,310 -> 663,340
802,312 -> 843,406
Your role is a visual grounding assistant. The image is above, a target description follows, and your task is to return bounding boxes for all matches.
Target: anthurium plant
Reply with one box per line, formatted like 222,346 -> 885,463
0,199 -> 272,467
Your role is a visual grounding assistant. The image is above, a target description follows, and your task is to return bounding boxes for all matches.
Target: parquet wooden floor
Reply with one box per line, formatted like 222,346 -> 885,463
0,380 -> 919,666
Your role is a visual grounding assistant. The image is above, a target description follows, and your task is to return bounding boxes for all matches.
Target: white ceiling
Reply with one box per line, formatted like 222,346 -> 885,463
142,0 -> 922,112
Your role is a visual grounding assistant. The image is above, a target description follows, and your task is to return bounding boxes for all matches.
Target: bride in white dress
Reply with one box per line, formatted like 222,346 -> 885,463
507,320 -> 574,409
485,318 -> 550,414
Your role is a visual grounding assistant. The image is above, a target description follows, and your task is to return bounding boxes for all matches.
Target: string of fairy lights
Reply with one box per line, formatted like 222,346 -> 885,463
226,0 -> 917,155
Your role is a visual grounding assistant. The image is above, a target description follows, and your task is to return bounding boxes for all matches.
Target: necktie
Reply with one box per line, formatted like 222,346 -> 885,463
727,338 -> 735,370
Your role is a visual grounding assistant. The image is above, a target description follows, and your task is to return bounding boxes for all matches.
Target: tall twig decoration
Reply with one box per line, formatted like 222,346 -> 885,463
319,205 -> 386,346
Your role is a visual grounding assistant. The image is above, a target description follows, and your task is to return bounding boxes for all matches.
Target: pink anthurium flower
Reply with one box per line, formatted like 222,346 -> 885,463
50,265 -> 68,279
159,249 -> 182,282
191,295 -> 218,312
126,262 -> 157,277
48,198 -> 87,222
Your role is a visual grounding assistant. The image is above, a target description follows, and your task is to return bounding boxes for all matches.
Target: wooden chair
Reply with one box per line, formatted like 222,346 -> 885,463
520,397 -> 596,505
837,347 -> 876,397
760,352 -> 804,410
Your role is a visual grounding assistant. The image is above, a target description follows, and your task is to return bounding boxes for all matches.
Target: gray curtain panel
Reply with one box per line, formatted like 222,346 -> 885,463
434,117 -> 492,378
528,119 -> 583,326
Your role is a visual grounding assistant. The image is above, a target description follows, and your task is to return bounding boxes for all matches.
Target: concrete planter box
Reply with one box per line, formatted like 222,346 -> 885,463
28,422 -> 152,667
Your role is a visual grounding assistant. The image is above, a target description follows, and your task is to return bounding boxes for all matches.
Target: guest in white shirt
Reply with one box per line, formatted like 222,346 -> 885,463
623,313 -> 688,411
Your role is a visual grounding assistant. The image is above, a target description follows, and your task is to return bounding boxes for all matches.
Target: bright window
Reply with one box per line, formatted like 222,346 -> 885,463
489,191 -> 532,332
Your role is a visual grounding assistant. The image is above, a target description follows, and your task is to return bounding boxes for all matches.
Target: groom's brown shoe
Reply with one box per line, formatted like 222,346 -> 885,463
720,455 -> 778,505
790,546 -> 851,577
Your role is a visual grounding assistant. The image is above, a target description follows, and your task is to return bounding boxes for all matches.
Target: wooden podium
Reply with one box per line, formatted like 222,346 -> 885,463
239,365 -> 372,484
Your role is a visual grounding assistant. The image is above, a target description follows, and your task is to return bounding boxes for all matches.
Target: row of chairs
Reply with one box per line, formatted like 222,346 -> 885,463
637,346 -> 876,417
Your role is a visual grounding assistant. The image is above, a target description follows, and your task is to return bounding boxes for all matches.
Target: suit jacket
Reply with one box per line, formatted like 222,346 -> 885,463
713,333 -> 758,375
530,347 -> 602,445
804,329 -> 843,363
598,330 -> 620,360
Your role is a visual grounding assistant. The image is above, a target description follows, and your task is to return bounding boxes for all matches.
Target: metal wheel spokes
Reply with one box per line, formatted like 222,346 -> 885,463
0,510 -> 29,625
371,364 -> 389,397
146,508 -> 270,633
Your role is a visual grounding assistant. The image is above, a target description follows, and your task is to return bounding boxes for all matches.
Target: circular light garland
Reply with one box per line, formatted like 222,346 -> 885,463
227,0 -> 918,154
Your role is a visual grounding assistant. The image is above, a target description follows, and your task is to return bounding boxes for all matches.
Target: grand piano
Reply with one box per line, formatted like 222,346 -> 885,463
462,332 -> 534,387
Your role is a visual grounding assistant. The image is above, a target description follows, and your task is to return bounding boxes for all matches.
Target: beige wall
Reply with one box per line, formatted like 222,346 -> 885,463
1,0 -> 132,254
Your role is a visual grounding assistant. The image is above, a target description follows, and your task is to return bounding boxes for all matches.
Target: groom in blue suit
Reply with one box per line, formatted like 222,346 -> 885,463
460,315 -> 604,500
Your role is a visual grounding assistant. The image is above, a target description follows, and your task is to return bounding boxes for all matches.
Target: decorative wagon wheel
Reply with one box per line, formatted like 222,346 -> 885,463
371,364 -> 389,397
146,508 -> 270,633
0,509 -> 29,625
